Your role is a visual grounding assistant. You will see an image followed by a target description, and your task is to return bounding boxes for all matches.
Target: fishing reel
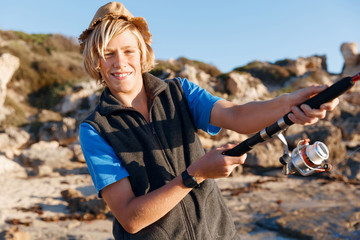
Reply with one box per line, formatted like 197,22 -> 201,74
276,132 -> 332,176
224,73 -> 359,176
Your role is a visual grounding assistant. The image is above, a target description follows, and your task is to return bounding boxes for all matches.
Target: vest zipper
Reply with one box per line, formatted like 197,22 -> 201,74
147,100 -> 195,239
148,122 -> 176,175
180,201 -> 196,240
150,122 -> 196,239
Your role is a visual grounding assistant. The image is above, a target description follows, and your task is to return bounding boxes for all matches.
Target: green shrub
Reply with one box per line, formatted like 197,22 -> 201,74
178,57 -> 222,77
1,30 -> 85,96
234,60 -> 295,86
150,57 -> 222,78
28,78 -> 87,109
2,96 -> 29,128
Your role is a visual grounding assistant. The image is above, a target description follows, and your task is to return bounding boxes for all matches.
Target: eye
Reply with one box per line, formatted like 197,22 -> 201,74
104,52 -> 113,59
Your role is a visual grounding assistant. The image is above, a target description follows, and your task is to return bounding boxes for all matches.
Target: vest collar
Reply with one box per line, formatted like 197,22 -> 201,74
98,73 -> 168,115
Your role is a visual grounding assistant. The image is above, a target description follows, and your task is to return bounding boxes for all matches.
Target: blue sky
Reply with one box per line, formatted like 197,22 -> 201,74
0,0 -> 359,74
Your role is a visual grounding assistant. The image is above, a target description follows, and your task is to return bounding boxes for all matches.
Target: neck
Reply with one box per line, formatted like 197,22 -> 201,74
112,86 -> 150,122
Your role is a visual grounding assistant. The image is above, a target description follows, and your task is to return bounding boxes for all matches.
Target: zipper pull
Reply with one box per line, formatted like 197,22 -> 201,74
149,123 -> 156,135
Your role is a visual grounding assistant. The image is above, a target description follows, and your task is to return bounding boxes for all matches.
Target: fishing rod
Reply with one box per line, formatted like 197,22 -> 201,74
223,72 -> 360,176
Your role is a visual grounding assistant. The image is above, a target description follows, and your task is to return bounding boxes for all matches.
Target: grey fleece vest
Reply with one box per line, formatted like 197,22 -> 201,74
84,73 -> 238,240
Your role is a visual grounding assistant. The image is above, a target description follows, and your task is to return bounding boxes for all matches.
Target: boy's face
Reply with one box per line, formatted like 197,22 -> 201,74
99,29 -> 143,102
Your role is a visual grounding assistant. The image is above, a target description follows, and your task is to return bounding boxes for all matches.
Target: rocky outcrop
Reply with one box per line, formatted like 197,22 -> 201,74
285,69 -> 333,90
244,138 -> 285,169
233,55 -> 327,89
18,141 -> 77,176
335,112 -> 360,146
218,175 -> 360,240
225,72 -> 270,103
1,36 -> 360,239
38,117 -> 78,145
285,56 -> 326,76
179,64 -> 218,93
0,155 -> 27,178
341,42 -> 360,76
0,126 -> 30,158
271,55 -> 327,78
61,188 -> 110,216
0,53 -> 20,121
0,227 -> 31,240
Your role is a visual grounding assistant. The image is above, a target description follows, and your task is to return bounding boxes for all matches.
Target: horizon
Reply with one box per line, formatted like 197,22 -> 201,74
1,0 -> 359,74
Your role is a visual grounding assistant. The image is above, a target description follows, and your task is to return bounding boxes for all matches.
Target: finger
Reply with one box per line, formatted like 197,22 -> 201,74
288,107 -> 318,125
300,104 -> 326,119
309,84 -> 328,95
225,153 -> 247,165
320,97 -> 339,111
223,143 -> 237,149
220,144 -> 236,156
239,154 -> 247,164
291,106 -> 313,123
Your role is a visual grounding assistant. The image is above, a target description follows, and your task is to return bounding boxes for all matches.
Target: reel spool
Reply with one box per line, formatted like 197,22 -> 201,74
280,138 -> 332,176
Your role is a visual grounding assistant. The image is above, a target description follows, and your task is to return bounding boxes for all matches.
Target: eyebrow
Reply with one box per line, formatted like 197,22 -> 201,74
105,45 -> 137,52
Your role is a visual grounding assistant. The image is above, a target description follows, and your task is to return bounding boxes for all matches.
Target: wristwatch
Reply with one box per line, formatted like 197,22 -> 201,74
181,169 -> 199,188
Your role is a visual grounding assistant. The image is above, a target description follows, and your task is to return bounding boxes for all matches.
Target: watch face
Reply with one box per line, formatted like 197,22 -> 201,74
182,170 -> 198,188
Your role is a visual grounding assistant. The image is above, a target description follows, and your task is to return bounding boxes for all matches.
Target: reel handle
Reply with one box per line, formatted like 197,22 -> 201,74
223,74 -> 357,157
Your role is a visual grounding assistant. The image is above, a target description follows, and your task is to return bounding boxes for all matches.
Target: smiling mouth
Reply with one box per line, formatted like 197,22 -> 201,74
112,72 -> 131,78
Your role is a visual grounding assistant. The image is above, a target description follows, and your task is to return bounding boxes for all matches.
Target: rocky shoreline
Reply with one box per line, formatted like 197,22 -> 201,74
1,169 -> 360,239
1,33 -> 360,239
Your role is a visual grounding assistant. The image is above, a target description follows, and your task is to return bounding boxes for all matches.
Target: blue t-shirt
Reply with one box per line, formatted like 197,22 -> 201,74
79,78 -> 223,196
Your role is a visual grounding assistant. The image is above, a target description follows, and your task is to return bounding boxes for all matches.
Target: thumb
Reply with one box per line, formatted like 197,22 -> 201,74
306,84 -> 328,97
226,153 -> 247,165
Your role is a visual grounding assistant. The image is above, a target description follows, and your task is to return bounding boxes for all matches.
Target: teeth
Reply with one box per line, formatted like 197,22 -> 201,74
113,72 -> 130,77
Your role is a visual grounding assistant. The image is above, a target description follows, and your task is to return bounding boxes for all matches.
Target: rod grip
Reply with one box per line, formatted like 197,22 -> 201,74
283,76 -> 354,125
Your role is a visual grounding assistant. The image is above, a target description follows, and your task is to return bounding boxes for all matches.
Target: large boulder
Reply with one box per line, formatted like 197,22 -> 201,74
179,64 -> 218,93
0,53 -> 20,121
337,151 -> 360,181
18,141 -> 75,176
0,155 -> 27,178
335,113 -> 360,147
56,80 -> 101,116
61,188 -> 110,216
332,101 -> 360,148
277,56 -> 327,76
341,42 -> 360,76
244,138 -> 285,170
0,126 -> 30,158
225,72 -> 270,104
38,117 -> 78,145
286,70 -> 333,90
0,227 -> 31,240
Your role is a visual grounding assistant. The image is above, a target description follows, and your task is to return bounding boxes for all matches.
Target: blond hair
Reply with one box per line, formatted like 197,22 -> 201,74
82,18 -> 155,83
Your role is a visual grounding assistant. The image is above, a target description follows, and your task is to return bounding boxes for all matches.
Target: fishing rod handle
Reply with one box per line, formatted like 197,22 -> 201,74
283,76 -> 355,125
223,74 -> 356,157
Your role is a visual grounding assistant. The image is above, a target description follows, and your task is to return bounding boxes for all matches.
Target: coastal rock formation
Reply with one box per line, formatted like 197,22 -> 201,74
286,56 -> 326,76
0,29 -> 359,239
18,141 -> 75,176
341,42 -> 360,76
0,53 -> 19,121
225,72 -> 270,103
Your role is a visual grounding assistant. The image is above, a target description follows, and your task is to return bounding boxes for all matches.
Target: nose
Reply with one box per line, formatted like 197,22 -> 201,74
113,51 -> 126,68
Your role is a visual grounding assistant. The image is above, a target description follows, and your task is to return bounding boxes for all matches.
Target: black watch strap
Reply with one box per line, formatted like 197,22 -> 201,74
181,170 -> 199,188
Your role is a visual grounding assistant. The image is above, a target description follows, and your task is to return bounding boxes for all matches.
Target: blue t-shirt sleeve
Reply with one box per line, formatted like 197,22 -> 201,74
79,122 -> 129,197
179,78 -> 223,135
